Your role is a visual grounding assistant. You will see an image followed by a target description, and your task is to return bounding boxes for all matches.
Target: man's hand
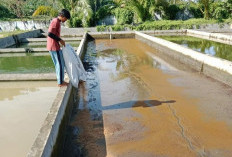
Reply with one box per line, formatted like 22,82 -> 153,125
60,40 -> 65,47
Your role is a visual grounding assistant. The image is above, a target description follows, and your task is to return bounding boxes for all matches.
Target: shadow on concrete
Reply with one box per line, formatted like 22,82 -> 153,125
102,100 -> 176,110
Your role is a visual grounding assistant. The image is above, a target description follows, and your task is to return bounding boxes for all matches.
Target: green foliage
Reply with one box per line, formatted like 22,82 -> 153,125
198,0 -> 212,19
166,5 -> 179,20
32,6 -> 58,17
112,7 -> 134,24
68,16 -> 82,27
58,0 -> 93,27
95,4 -> 116,21
210,1 -> 232,21
189,2 -> 203,18
97,18 -> 219,31
97,24 -> 134,31
22,0 -> 47,16
2,0 -> 232,28
166,2 -> 203,20
0,4 -> 16,19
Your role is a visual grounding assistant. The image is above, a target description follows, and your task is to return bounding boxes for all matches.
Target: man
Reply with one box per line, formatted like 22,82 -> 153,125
47,9 -> 71,87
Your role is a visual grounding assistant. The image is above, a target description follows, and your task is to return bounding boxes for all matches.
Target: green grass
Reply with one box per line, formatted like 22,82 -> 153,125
0,30 -> 29,38
0,16 -> 51,22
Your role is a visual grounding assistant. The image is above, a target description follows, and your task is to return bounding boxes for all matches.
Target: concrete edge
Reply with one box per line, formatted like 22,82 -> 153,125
0,73 -> 56,81
76,32 -> 88,57
0,47 -> 78,53
139,29 -> 187,34
135,31 -> 232,74
88,31 -> 135,39
0,48 -> 48,53
21,37 -> 82,43
27,32 -> 88,157
135,31 -> 232,86
0,53 -> 50,57
0,29 -> 42,48
27,84 -> 72,157
187,29 -> 232,45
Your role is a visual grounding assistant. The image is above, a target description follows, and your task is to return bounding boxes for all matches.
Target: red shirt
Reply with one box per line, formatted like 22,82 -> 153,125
47,18 -> 61,51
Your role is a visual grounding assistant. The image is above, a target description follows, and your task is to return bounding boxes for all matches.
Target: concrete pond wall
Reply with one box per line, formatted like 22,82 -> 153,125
135,31 -> 232,87
2,29 -> 232,157
27,33 -> 88,157
0,20 -> 50,32
0,29 -> 43,48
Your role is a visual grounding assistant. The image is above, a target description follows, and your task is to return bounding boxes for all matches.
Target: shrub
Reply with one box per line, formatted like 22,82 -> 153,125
68,17 -> 82,27
23,0 -> 47,16
96,5 -> 115,21
112,7 -> 134,25
97,19 -> 220,32
32,6 -> 58,17
0,4 -> 16,19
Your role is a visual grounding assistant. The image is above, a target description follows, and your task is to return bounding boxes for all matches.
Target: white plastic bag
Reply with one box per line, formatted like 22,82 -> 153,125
62,44 -> 86,88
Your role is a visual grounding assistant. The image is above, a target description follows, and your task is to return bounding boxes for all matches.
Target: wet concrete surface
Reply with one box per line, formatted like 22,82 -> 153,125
0,81 -> 59,157
63,38 -> 232,157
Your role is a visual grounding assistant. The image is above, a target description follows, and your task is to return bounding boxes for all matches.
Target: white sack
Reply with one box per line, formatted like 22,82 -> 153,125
62,44 -> 86,88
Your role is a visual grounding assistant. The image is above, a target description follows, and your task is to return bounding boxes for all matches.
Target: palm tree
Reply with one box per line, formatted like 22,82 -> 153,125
115,0 -> 168,22
58,0 -> 93,27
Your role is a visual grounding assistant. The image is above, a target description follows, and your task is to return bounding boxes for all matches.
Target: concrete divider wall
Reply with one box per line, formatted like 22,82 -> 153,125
0,29 -> 42,48
139,29 -> 187,35
27,31 -> 88,157
76,32 -> 87,58
135,31 -> 232,87
187,29 -> 232,45
17,29 -> 42,42
42,28 -> 95,37
89,31 -> 134,39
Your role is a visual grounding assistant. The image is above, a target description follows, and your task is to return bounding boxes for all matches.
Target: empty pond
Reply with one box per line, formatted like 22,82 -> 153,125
0,55 -> 54,73
63,38 -> 232,157
156,35 -> 232,61
0,81 -> 59,157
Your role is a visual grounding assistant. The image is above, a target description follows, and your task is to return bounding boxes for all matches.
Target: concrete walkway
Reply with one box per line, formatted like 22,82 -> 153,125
0,47 -> 78,53
0,73 -> 56,81
21,37 -> 82,43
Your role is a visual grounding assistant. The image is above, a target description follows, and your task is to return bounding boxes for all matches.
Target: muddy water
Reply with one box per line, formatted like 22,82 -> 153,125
64,39 -> 232,157
0,81 -> 59,157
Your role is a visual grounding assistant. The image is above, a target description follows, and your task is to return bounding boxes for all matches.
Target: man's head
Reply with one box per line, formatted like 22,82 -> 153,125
58,9 -> 71,23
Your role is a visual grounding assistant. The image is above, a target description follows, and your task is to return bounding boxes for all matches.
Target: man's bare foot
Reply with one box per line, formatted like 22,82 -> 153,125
58,81 -> 69,87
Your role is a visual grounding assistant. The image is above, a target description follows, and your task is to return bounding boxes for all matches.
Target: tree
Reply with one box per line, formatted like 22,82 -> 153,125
6,0 -> 25,19
58,0 -> 93,27
198,0 -> 212,19
113,0 -> 169,23
0,3 -> 16,18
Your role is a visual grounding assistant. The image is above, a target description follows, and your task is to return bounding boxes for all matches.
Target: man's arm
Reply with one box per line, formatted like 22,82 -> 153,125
48,32 -> 65,46
48,32 -> 61,41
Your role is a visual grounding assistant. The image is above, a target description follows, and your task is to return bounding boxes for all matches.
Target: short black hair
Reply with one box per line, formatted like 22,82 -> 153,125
59,9 -> 71,19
